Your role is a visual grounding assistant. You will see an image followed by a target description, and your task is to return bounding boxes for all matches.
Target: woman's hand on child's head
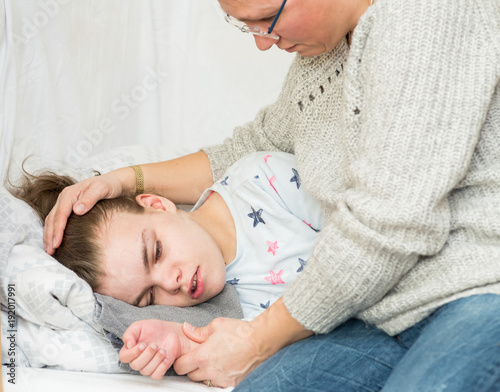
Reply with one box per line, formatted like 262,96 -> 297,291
43,170 -> 125,255
119,319 -> 195,380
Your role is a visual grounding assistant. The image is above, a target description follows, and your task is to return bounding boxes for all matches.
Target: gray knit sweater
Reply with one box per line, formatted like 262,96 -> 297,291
203,0 -> 500,335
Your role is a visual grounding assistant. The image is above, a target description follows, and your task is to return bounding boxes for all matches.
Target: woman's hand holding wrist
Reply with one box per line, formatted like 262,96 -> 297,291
174,298 -> 313,388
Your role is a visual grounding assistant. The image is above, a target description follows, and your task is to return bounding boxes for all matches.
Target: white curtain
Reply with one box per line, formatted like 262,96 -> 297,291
0,0 -> 293,181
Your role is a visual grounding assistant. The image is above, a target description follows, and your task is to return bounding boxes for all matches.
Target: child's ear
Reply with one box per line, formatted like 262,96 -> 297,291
135,194 -> 177,212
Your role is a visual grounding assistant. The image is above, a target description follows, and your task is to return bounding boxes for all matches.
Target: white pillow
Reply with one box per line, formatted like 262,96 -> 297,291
0,145 -> 177,371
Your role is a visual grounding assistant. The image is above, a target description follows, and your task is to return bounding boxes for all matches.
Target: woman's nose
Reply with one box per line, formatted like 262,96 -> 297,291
253,35 -> 277,51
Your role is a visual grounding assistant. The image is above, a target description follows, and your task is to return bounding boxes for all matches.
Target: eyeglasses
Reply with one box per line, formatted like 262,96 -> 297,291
225,0 -> 287,40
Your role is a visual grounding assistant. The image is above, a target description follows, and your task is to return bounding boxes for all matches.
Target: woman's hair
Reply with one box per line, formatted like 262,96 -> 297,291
9,169 -> 145,291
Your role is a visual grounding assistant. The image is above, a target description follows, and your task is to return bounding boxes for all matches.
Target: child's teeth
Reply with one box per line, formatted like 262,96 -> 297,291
192,274 -> 197,292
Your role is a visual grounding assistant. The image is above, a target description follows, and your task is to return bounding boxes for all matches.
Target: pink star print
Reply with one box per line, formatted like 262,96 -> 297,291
264,155 -> 272,163
269,176 -> 278,193
267,240 -> 279,256
265,269 -> 285,285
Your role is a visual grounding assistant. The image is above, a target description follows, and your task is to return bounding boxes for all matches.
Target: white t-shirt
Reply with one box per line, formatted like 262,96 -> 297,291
192,152 -> 323,320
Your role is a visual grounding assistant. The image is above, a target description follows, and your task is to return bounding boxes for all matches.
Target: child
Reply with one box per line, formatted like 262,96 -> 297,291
13,151 -> 323,379
117,151 -> 323,380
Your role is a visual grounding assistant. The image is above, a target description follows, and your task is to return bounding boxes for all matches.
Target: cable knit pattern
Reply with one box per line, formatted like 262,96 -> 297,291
203,0 -> 500,335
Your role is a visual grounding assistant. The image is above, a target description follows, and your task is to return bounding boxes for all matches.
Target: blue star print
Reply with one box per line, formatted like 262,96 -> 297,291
226,278 -> 240,285
221,176 -> 229,186
290,168 -> 301,189
248,206 -> 265,227
260,300 -> 271,310
297,258 -> 307,273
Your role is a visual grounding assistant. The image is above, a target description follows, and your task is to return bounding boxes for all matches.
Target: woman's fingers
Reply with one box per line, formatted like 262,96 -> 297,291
43,185 -> 80,254
174,318 -> 257,387
43,174 -> 120,254
181,322 -> 211,344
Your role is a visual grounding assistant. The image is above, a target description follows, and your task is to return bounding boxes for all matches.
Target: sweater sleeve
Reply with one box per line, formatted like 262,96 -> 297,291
283,0 -> 500,334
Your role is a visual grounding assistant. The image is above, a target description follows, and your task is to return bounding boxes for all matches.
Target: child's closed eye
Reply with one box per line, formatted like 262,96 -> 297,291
155,240 -> 163,261
148,287 -> 155,306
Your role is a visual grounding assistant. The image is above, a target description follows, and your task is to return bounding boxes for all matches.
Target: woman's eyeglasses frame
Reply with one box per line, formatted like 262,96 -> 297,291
224,0 -> 287,41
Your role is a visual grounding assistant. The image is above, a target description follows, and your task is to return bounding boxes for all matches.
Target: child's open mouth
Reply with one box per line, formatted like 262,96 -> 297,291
190,267 -> 203,299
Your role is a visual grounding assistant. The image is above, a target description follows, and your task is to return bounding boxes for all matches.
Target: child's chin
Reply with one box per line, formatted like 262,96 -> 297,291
200,289 -> 223,304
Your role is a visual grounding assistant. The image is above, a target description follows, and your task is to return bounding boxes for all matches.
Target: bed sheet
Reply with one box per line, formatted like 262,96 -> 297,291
1,365 -> 231,392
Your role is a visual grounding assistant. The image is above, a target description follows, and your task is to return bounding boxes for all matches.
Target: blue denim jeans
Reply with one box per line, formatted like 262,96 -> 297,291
234,294 -> 500,392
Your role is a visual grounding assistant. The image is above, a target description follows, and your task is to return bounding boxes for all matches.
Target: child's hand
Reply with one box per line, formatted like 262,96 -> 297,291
120,340 -> 172,380
119,319 -> 191,380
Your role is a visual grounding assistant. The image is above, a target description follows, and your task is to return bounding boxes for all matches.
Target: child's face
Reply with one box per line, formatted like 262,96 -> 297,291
96,206 -> 227,307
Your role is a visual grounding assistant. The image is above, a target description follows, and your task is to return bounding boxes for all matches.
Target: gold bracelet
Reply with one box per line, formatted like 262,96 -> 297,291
130,165 -> 144,195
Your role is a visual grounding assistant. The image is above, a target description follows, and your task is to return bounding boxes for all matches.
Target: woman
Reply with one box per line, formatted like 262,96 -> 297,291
44,0 -> 500,390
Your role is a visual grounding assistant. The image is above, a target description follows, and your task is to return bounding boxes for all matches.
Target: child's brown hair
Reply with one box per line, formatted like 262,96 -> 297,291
9,169 -> 144,290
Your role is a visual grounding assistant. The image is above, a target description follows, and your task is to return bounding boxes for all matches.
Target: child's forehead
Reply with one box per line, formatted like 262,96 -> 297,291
99,211 -> 144,247
99,221 -> 147,283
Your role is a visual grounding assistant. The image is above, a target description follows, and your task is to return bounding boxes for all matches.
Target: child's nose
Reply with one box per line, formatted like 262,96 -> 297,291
156,267 -> 182,295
